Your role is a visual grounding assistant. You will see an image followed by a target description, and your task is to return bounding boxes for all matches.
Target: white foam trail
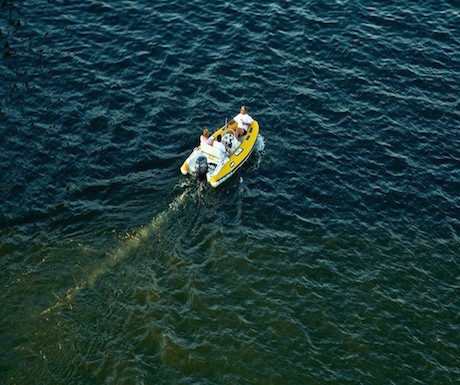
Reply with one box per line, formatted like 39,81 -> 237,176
255,134 -> 266,152
245,134 -> 266,173
40,189 -> 190,316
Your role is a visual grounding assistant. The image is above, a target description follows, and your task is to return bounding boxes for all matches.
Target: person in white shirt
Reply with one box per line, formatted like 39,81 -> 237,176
227,105 -> 254,139
213,134 -> 227,159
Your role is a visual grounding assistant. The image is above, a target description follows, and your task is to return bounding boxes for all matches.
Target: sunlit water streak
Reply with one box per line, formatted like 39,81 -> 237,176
40,188 -> 191,316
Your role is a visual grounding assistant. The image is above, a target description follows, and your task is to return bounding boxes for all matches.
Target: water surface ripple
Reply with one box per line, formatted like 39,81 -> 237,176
1,0 -> 459,384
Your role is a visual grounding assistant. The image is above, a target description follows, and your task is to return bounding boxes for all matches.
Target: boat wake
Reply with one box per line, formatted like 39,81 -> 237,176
255,134 -> 266,153
248,134 -> 266,172
40,183 -> 194,316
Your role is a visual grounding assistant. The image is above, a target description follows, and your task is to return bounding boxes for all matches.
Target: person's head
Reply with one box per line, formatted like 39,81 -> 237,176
216,134 -> 222,142
240,105 -> 246,114
202,128 -> 209,138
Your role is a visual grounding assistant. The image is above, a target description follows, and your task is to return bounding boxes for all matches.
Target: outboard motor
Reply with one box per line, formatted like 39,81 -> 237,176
195,156 -> 208,181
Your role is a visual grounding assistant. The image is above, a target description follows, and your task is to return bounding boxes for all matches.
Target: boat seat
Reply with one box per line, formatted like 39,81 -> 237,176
201,143 -> 223,161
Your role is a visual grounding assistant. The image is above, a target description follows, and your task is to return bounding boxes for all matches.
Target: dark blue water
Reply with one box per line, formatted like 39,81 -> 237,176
1,1 -> 459,384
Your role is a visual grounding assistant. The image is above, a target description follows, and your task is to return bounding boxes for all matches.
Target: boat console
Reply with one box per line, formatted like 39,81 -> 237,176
222,129 -> 241,155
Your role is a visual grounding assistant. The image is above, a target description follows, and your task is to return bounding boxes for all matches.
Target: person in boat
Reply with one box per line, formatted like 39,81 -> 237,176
213,134 -> 227,159
227,105 -> 254,139
200,128 -> 213,146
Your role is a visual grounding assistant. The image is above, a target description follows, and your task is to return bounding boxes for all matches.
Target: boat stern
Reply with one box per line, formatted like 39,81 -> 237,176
210,175 -> 219,188
180,161 -> 189,175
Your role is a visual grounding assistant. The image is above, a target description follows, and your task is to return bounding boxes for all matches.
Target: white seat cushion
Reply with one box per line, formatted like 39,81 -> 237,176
201,143 -> 222,160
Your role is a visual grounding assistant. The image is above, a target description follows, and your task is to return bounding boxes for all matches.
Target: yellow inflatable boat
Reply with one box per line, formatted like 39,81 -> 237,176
180,120 -> 259,187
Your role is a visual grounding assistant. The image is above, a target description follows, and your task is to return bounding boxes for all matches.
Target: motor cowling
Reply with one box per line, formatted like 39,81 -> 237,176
196,156 -> 208,181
